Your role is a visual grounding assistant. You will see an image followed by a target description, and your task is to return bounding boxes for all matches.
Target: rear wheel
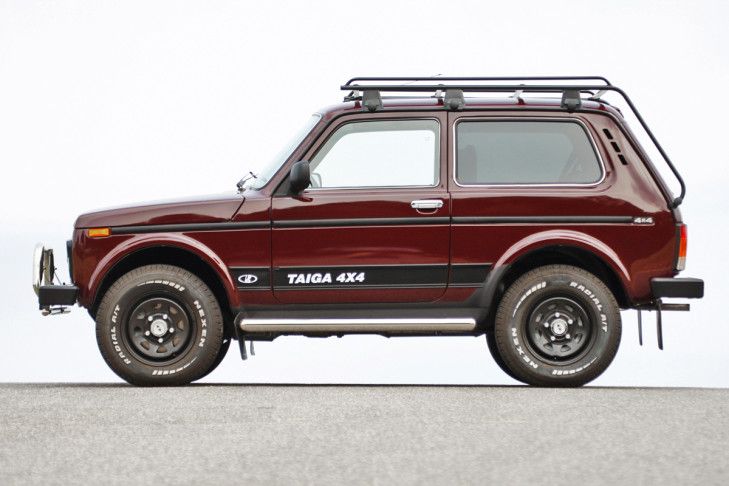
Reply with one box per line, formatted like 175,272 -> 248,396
494,265 -> 621,387
96,264 -> 225,386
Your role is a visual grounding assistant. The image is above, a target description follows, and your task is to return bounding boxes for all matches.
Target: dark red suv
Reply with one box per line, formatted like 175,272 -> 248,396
33,76 -> 704,386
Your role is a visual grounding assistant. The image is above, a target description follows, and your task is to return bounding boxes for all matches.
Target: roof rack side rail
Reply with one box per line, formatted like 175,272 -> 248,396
344,75 -> 612,86
337,82 -> 685,208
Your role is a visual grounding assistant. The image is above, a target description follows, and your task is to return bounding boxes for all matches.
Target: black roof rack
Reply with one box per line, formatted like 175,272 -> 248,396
340,76 -> 685,208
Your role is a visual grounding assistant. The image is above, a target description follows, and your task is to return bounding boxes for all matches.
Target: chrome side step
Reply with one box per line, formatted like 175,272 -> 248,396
239,317 -> 477,334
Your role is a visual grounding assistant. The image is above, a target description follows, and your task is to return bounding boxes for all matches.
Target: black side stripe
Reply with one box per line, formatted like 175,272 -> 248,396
272,264 -> 448,290
273,217 -> 450,228
229,264 -> 493,291
107,215 -> 633,235
450,264 -> 492,286
452,216 -> 633,224
110,221 -> 268,235
229,267 -> 271,290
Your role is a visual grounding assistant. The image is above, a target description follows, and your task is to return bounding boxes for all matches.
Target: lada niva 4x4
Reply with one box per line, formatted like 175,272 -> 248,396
33,76 -> 704,386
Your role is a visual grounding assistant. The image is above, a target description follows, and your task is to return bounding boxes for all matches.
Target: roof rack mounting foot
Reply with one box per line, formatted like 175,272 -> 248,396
362,90 -> 382,112
444,89 -> 464,110
561,89 -> 582,112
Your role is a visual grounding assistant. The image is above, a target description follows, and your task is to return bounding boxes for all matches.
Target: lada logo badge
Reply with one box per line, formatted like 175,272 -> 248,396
238,274 -> 259,284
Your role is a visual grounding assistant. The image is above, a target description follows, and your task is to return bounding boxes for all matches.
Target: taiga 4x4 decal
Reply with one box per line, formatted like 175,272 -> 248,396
230,264 -> 493,290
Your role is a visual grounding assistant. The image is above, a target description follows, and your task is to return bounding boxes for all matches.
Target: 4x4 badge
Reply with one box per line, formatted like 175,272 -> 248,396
238,274 -> 259,284
633,216 -> 654,225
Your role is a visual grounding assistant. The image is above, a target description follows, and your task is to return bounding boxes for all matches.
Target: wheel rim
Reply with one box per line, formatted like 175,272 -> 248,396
126,297 -> 194,363
524,296 -> 594,364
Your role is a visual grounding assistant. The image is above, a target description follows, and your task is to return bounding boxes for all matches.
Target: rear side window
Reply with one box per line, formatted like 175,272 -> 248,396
455,120 -> 602,185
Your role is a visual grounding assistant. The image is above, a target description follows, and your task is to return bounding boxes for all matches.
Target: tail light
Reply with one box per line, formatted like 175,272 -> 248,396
676,224 -> 687,271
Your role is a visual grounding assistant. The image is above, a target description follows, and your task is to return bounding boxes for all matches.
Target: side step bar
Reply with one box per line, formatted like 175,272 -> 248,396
239,317 -> 477,334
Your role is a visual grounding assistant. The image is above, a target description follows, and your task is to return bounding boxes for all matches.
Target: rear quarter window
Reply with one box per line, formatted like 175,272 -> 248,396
455,120 -> 603,185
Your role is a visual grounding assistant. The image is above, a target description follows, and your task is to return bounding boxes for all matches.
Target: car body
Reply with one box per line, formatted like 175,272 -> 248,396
33,76 -> 704,386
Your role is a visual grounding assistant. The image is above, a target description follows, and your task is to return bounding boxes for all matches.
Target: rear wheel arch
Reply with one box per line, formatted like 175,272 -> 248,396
90,246 -> 236,336
491,245 -> 630,317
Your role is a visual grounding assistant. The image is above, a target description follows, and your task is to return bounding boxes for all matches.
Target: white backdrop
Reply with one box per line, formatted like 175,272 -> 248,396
1,0 -> 727,386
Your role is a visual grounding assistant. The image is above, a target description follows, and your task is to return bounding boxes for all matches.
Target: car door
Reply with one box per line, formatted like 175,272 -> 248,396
271,112 -> 450,304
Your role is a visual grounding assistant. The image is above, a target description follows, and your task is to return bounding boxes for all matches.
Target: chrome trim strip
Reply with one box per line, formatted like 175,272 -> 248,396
451,117 -> 607,188
239,317 -> 477,333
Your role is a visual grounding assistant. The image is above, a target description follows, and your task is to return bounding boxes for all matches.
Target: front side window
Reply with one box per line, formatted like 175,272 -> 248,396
309,119 -> 439,189
455,120 -> 602,185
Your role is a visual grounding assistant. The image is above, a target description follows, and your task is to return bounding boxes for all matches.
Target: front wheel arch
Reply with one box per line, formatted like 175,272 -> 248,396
90,246 -> 236,338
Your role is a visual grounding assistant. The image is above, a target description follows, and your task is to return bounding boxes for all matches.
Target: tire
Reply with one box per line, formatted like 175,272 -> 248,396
494,265 -> 621,387
96,264 -> 225,386
199,337 -> 231,380
485,332 -> 519,381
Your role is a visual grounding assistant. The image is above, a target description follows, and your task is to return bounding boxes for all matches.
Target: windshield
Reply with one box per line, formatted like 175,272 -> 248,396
240,114 -> 321,190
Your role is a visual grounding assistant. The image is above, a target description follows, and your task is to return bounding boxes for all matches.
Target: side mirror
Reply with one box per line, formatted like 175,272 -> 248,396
289,160 -> 311,194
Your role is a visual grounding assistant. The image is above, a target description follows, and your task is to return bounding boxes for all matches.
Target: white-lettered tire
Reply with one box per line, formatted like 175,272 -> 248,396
485,332 -> 519,381
199,337 -> 231,380
95,264 -> 224,386
494,265 -> 621,387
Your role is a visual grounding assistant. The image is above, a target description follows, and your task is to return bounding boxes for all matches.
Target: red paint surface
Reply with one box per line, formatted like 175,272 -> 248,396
70,98 -> 680,313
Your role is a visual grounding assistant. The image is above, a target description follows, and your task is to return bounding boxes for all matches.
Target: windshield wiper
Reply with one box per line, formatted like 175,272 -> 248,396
236,171 -> 258,192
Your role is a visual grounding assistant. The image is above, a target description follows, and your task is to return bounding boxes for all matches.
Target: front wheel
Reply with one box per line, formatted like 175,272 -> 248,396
95,264 -> 225,386
493,265 -> 621,387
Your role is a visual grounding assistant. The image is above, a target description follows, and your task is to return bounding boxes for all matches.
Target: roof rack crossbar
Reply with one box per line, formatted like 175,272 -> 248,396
344,75 -> 612,86
339,80 -> 685,208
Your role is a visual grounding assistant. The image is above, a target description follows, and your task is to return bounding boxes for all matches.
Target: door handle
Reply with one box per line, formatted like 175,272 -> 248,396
410,199 -> 444,210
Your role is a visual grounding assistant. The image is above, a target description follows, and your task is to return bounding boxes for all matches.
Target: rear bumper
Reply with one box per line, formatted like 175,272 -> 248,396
651,277 -> 704,299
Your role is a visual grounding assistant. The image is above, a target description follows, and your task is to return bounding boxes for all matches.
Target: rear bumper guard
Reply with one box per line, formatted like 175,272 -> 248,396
636,277 -> 704,350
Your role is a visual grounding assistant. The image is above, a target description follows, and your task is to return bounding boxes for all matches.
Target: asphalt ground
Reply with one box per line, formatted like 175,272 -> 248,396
0,384 -> 727,485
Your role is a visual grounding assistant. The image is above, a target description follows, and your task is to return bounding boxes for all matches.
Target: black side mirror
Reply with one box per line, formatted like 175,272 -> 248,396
289,160 -> 311,194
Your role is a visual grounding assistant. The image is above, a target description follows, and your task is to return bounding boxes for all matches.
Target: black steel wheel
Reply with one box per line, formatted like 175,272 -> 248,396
524,296 -> 594,364
96,264 -> 224,386
125,297 -> 194,363
493,265 -> 621,387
